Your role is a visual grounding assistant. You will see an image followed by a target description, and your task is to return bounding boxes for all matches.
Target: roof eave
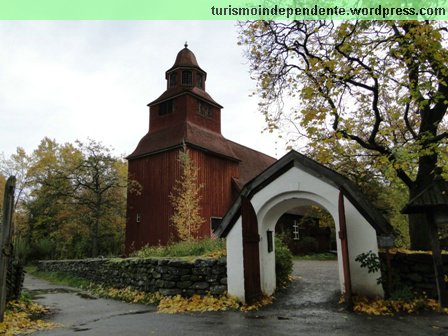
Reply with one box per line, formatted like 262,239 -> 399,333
148,90 -> 223,109
127,141 -> 240,163
217,150 -> 393,238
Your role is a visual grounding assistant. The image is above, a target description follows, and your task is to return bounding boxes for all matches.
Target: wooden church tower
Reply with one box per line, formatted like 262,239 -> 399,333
125,44 -> 275,253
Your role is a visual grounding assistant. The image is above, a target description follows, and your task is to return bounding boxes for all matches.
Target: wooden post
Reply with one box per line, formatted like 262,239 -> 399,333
0,176 -> 16,322
338,189 -> 353,310
426,212 -> 448,309
385,248 -> 393,298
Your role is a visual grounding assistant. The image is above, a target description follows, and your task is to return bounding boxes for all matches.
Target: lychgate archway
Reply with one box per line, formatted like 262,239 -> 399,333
216,150 -> 393,303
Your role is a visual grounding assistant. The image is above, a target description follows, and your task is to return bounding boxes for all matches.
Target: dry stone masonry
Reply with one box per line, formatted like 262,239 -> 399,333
380,251 -> 448,298
37,257 -> 227,296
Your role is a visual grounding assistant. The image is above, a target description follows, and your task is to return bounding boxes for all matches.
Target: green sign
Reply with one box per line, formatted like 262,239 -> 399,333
0,0 -> 447,20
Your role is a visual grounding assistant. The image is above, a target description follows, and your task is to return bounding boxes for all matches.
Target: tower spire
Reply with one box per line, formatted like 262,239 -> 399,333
184,41 -> 188,48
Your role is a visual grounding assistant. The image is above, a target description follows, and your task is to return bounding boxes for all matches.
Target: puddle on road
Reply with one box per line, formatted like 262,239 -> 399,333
27,288 -> 79,299
26,288 -> 98,300
29,288 -> 78,294
244,315 -> 267,319
77,292 -> 97,300
73,326 -> 91,332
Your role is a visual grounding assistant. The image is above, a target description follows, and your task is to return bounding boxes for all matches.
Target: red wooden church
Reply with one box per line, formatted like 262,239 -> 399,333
125,44 -> 275,253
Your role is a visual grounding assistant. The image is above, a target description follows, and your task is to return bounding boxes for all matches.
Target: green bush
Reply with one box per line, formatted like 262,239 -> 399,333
14,237 -> 32,264
275,236 -> 293,287
296,236 -> 319,254
132,238 -> 226,258
293,252 -> 337,261
31,238 -> 56,261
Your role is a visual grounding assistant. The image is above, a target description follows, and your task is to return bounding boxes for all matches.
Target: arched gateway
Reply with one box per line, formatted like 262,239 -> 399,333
216,150 -> 393,303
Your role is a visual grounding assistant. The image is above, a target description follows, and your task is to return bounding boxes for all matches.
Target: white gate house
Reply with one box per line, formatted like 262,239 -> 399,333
216,151 -> 393,303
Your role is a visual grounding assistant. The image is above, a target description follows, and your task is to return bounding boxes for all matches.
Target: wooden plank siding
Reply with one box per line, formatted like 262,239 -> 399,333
125,147 -> 240,253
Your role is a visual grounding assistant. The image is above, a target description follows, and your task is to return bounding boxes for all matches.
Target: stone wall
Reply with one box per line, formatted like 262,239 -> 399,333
37,257 -> 227,296
380,251 -> 448,298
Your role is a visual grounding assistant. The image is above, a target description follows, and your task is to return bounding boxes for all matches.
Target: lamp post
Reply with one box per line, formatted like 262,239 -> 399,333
402,175 -> 448,310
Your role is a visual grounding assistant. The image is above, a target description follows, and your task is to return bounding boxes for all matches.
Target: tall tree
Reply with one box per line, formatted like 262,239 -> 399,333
46,139 -> 128,257
1,137 -> 130,259
305,141 -> 411,247
24,138 -> 76,247
169,144 -> 205,241
239,20 -> 448,250
0,148 -> 33,211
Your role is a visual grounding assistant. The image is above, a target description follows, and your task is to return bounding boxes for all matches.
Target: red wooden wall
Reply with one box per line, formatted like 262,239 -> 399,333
125,147 -> 239,253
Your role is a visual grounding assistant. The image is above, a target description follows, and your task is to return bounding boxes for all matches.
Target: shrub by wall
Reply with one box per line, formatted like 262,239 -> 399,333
275,237 -> 293,286
37,257 -> 227,297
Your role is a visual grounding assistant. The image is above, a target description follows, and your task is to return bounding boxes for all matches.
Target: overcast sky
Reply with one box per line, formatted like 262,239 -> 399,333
0,21 -> 287,160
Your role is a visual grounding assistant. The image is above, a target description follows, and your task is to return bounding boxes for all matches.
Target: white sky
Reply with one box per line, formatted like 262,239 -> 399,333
0,21 -> 287,160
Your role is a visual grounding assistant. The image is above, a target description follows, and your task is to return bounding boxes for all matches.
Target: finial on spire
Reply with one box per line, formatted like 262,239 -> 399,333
184,41 -> 188,48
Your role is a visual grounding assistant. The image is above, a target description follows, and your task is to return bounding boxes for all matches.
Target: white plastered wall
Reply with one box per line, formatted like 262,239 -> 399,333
226,218 -> 245,300
226,166 -> 383,302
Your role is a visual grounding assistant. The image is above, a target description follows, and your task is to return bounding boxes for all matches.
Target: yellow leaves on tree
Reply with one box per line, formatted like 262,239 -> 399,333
169,144 -> 205,242
239,20 -> 448,251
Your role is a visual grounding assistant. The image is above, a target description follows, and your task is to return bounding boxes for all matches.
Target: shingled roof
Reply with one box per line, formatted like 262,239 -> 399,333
127,122 -> 237,160
227,140 -> 276,189
216,150 -> 393,238
166,46 -> 205,73
402,176 -> 448,214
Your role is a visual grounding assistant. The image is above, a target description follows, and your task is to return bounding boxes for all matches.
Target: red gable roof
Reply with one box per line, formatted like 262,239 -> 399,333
227,140 -> 276,188
127,122 -> 238,161
127,122 -> 276,189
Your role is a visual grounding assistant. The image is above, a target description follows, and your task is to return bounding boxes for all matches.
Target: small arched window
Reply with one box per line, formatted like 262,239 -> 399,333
182,70 -> 192,85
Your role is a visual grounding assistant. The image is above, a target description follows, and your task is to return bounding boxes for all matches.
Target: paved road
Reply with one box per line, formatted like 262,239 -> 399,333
26,260 -> 448,336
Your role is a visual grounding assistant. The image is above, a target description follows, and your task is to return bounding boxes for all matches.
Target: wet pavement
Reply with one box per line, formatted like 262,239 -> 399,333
26,260 -> 448,335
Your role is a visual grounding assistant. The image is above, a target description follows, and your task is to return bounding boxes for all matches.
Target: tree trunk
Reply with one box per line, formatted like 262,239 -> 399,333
408,212 -> 431,250
91,216 -> 99,258
91,193 -> 102,258
408,186 -> 431,250
408,104 -> 442,249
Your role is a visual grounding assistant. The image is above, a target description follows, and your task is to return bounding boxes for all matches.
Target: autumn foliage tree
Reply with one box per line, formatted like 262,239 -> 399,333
169,144 -> 205,242
0,137 -> 129,259
32,139 -> 128,258
239,20 -> 448,250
